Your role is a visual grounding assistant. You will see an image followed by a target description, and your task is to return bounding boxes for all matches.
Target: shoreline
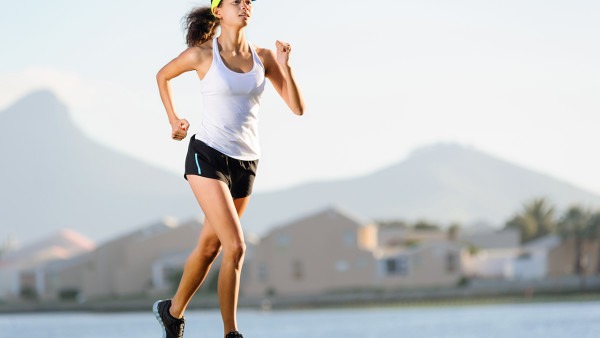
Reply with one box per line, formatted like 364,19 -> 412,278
2,287 -> 600,315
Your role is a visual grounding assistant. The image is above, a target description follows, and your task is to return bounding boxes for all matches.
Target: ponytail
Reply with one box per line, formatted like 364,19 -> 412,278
183,7 -> 220,47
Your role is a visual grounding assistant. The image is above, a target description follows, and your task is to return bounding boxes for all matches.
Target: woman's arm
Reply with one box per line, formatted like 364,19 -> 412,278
156,47 -> 205,140
262,40 -> 305,116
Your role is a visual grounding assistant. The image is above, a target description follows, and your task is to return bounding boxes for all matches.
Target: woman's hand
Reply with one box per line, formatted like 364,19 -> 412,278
170,118 -> 190,141
275,40 -> 292,67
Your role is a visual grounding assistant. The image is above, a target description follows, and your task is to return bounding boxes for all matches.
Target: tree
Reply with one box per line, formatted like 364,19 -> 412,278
447,223 -> 461,241
376,220 -> 409,229
557,205 -> 591,277
588,211 -> 600,275
505,198 -> 556,243
505,214 -> 536,243
413,220 -> 440,231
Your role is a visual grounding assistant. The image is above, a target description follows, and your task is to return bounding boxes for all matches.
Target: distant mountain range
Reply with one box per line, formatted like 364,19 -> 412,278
2,90 -> 600,245
244,143 -> 600,234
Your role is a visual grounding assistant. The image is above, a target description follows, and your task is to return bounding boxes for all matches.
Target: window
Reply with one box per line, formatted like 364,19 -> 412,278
385,259 -> 396,273
446,252 -> 457,273
385,257 -> 408,276
258,262 -> 268,283
276,234 -> 291,248
343,231 -> 356,247
335,260 -> 350,272
292,260 -> 304,280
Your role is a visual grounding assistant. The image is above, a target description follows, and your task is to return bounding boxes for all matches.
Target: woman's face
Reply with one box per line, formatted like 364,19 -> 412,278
216,0 -> 253,25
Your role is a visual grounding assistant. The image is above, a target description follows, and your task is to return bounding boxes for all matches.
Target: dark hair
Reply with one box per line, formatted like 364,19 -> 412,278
183,6 -> 220,47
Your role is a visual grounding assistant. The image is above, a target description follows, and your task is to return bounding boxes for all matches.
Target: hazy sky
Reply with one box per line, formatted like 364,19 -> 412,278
1,0 -> 599,195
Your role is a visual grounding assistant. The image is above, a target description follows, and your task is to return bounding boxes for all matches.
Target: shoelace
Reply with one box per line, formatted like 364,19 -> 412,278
168,316 -> 185,338
170,318 -> 185,338
177,322 -> 185,338
165,308 -> 185,338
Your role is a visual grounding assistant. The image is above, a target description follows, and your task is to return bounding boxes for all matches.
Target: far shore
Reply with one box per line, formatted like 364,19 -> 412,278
2,285 -> 600,315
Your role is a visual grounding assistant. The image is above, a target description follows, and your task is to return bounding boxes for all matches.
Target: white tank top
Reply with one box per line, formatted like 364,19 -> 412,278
195,37 -> 266,161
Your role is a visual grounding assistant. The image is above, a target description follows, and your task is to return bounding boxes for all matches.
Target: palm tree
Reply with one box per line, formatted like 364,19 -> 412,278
505,198 -> 556,243
588,211 -> 600,275
557,206 -> 591,277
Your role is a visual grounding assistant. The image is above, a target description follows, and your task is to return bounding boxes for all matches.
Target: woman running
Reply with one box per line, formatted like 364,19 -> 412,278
152,1 -> 305,338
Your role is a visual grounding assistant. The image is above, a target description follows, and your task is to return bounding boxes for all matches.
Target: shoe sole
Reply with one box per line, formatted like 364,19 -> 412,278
153,300 -> 167,338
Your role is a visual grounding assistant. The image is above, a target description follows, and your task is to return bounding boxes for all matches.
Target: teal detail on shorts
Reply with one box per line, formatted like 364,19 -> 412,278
195,153 -> 202,174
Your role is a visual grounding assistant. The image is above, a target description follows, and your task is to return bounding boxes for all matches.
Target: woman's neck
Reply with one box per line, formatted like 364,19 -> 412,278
217,27 -> 248,53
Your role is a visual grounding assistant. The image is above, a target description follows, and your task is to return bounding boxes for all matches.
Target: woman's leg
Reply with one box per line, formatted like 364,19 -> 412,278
169,217 -> 221,318
219,195 -> 250,333
185,175 -> 250,335
168,177 -> 251,320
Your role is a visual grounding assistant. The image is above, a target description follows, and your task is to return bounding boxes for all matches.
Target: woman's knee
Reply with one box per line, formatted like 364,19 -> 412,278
195,242 -> 222,262
223,241 -> 246,262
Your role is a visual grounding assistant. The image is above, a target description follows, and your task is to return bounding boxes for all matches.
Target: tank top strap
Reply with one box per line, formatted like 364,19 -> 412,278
248,42 -> 264,70
212,38 -> 222,66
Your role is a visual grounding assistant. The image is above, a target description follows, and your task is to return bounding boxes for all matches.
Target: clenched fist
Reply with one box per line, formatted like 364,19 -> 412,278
171,118 -> 189,141
276,40 -> 293,67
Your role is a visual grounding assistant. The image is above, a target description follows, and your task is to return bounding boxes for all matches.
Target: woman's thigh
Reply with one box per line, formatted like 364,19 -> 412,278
197,195 -> 251,249
187,175 -> 244,245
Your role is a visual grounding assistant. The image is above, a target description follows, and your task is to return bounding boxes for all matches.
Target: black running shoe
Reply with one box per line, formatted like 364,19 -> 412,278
153,299 -> 185,338
225,331 -> 244,338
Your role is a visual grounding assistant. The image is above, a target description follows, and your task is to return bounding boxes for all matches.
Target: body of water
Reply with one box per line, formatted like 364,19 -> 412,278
1,300 -> 599,338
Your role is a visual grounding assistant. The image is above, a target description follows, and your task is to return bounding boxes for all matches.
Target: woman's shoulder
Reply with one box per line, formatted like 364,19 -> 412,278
178,40 -> 213,64
253,44 -> 274,58
185,40 -> 213,56
253,45 -> 276,67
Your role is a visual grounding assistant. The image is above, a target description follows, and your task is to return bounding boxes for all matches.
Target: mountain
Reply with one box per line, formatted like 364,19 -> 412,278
0,90 -> 198,244
2,229 -> 95,264
3,90 -> 600,245
242,143 -> 600,234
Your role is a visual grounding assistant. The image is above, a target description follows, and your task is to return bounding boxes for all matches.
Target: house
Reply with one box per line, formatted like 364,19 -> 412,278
46,217 -> 202,300
378,225 -> 447,247
461,233 -> 559,281
547,237 -> 599,277
0,229 -> 95,300
518,234 -> 561,279
376,241 -> 464,289
243,207 -> 378,297
460,229 -> 520,250
462,247 -> 521,279
244,206 -> 467,297
375,224 -> 466,288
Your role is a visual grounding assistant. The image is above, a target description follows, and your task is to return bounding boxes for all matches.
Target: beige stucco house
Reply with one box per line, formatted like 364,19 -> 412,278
244,207 -> 378,297
47,217 -> 202,300
376,242 -> 464,289
378,226 -> 447,247
547,237 -> 599,277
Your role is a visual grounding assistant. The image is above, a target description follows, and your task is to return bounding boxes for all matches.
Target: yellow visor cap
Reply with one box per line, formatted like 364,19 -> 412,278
211,0 -> 256,15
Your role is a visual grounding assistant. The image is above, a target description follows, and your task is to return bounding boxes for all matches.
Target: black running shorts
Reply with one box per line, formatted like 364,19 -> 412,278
184,135 -> 258,199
